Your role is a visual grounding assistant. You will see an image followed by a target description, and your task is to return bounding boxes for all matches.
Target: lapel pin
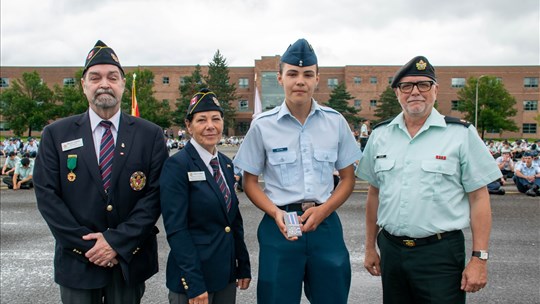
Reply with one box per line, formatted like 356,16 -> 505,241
120,152 -> 125,156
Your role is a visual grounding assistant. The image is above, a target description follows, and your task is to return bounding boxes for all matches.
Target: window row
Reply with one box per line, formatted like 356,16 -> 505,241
451,100 -> 538,111
451,77 -> 538,88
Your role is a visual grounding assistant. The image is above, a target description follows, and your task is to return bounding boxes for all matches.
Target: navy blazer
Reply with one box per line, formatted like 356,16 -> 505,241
160,141 -> 251,298
34,111 -> 168,289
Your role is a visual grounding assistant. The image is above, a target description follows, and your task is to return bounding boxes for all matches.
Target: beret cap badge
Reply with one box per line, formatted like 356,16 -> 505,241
416,60 -> 427,71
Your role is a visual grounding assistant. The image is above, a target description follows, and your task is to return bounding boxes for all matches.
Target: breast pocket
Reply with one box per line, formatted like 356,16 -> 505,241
268,151 -> 298,187
374,159 -> 396,186
420,160 -> 457,203
313,149 -> 337,184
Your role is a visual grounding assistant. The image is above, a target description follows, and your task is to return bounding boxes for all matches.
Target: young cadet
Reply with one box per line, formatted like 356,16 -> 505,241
356,56 -> 501,304
234,38 -> 362,304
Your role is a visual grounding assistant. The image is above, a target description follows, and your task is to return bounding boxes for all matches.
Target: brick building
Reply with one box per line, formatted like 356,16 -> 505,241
1,56 -> 538,138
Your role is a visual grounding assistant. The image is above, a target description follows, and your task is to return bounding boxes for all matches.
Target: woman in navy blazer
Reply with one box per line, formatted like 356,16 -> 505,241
160,89 -> 251,304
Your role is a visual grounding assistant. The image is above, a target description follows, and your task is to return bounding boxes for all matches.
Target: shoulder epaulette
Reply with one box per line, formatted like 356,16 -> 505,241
372,117 -> 395,129
444,116 -> 471,128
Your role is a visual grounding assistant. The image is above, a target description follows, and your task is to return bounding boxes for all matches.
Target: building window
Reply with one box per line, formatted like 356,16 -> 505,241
0,78 -> 8,88
524,77 -> 539,88
179,77 -> 186,85
238,99 -> 249,112
524,100 -> 538,111
523,123 -> 537,134
370,100 -> 377,107
162,77 -> 170,84
451,100 -> 462,111
328,78 -> 338,89
451,78 -> 466,88
354,77 -> 362,84
354,99 -> 361,109
370,77 -> 377,84
239,78 -> 249,89
63,77 -> 75,87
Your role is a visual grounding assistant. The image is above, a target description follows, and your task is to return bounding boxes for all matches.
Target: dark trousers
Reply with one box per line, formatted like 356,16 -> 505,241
168,282 -> 237,304
59,267 -> 145,304
257,212 -> 351,304
378,230 -> 466,304
2,176 -> 33,189
513,176 -> 540,193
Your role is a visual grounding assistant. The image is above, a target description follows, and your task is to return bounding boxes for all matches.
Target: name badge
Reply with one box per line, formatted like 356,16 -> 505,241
272,147 -> 288,153
188,171 -> 206,182
61,138 -> 84,152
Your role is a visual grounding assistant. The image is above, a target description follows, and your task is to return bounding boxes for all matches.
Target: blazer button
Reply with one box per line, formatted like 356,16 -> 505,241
107,205 -> 113,211
225,226 -> 231,233
184,285 -> 189,290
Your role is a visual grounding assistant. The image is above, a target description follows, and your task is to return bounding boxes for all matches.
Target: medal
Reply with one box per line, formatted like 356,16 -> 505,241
67,154 -> 77,182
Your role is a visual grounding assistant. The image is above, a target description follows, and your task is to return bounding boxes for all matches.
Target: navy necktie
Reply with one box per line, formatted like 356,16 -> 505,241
99,121 -> 114,192
210,157 -> 231,212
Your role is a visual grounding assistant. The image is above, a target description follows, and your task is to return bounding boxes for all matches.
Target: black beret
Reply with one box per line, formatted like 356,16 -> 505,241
391,56 -> 436,88
281,38 -> 317,67
186,88 -> 224,117
523,151 -> 534,157
83,40 -> 124,76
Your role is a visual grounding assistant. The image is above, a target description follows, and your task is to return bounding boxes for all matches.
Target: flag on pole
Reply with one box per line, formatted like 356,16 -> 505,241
253,74 -> 262,118
131,73 -> 140,117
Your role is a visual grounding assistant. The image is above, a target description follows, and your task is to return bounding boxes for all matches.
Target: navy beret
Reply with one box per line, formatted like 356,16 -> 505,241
391,56 -> 436,88
83,40 -> 124,76
281,38 -> 317,67
186,88 -> 224,117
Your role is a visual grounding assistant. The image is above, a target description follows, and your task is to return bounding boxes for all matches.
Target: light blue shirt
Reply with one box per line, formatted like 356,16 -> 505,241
515,161 -> 540,176
14,161 -> 34,179
234,99 -> 362,206
356,109 -> 501,238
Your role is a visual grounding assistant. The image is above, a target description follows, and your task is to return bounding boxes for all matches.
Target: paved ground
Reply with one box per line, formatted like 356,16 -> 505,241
1,146 -> 539,303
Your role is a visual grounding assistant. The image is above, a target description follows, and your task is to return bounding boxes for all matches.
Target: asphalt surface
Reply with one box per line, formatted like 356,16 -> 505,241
1,146 -> 539,303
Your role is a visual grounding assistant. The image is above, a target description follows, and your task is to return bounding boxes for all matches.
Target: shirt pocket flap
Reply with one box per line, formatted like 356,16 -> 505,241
374,159 -> 395,173
313,149 -> 338,162
268,151 -> 296,165
421,160 -> 456,175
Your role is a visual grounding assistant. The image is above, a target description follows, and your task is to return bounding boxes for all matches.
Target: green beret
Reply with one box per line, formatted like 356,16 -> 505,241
83,40 -> 124,76
281,38 -> 317,67
186,88 -> 224,117
391,56 -> 436,88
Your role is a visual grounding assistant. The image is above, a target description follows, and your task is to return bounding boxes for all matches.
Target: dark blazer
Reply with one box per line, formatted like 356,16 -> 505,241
160,141 -> 251,298
33,111 -> 168,289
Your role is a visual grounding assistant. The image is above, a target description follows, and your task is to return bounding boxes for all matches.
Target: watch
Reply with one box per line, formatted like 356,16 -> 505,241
472,250 -> 489,261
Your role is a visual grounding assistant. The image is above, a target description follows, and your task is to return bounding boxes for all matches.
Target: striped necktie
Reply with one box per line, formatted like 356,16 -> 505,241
99,121 -> 114,192
210,157 -> 231,212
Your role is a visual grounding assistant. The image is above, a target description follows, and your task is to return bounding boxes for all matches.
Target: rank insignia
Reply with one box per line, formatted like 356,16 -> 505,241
129,171 -> 146,191
212,97 -> 220,107
67,154 -> 77,182
416,60 -> 427,70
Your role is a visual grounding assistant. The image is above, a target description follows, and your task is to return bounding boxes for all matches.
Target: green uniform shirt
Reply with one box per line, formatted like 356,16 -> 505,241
356,109 -> 501,238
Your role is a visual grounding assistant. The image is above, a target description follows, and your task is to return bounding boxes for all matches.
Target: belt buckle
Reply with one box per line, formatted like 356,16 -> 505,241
301,202 -> 316,211
403,239 -> 416,247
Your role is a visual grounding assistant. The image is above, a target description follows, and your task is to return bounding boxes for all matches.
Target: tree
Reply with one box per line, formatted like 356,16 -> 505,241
204,50 -> 237,135
324,82 -> 360,126
173,65 -> 207,128
457,76 -> 518,139
53,69 -> 87,118
121,69 -> 172,129
374,86 -> 401,124
0,71 -> 56,136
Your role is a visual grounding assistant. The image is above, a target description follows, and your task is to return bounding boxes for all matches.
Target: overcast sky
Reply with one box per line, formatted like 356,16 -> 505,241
1,0 -> 539,68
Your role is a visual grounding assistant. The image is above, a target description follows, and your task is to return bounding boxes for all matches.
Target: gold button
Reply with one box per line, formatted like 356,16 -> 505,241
181,278 -> 186,282
225,226 -> 231,233
107,205 -> 113,211
184,285 -> 189,290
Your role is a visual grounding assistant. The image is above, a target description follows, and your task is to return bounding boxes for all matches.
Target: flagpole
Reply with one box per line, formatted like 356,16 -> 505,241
253,73 -> 262,119
131,73 -> 140,117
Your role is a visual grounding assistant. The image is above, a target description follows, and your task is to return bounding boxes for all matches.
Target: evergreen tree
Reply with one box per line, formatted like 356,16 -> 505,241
121,69 -> 172,128
457,76 -> 518,139
374,86 -> 401,124
324,82 -> 359,125
204,50 -> 237,135
0,71 -> 56,136
173,65 -> 206,128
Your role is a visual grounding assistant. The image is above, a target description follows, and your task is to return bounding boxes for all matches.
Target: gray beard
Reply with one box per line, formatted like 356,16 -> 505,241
92,93 -> 118,109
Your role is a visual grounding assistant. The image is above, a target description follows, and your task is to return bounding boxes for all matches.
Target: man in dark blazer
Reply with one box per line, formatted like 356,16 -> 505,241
160,89 -> 251,303
33,40 -> 168,304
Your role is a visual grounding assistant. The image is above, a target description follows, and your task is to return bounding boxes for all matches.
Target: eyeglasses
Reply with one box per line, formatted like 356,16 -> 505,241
396,81 -> 435,93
